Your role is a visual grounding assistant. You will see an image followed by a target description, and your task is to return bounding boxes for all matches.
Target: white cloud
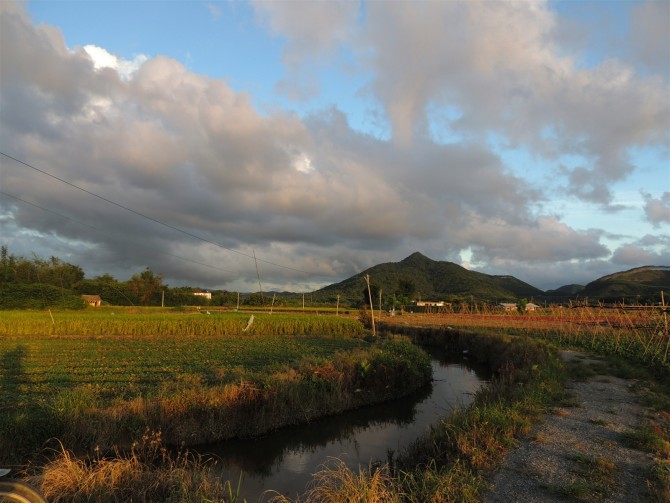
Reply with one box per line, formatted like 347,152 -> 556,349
83,45 -> 147,80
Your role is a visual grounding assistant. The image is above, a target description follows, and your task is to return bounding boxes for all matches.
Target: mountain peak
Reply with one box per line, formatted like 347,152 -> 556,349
400,252 -> 432,265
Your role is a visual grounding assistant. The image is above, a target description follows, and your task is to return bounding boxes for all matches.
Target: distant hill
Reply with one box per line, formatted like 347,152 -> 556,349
576,266 -> 670,304
544,284 -> 585,300
312,252 -> 543,306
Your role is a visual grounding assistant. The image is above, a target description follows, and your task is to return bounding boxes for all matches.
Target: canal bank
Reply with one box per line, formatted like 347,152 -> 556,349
198,346 -> 491,501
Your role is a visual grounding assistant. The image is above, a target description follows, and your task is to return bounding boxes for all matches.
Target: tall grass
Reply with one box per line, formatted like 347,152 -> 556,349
382,304 -> 669,372
36,431 -> 242,503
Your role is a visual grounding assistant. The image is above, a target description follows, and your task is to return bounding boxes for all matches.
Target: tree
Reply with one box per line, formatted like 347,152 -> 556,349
396,279 -> 416,310
361,283 -> 380,308
129,268 -> 163,306
516,298 -> 528,314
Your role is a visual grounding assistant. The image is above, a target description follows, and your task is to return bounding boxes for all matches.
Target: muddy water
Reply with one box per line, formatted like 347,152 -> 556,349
199,347 -> 491,501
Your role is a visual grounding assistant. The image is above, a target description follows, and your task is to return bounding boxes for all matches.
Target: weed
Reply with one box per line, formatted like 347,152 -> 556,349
545,481 -> 602,500
621,425 -> 670,455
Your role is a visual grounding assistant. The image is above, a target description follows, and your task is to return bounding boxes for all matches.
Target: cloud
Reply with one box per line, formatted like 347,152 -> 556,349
642,192 -> 670,226
82,45 -> 148,80
630,0 -> 670,76
253,1 -> 668,205
459,216 -> 608,263
1,0 -> 667,293
206,3 -> 222,19
251,0 -> 359,101
611,244 -> 657,266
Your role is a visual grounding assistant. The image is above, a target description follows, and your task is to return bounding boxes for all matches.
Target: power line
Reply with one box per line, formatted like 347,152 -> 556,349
0,190 -> 236,275
1,151 -> 313,275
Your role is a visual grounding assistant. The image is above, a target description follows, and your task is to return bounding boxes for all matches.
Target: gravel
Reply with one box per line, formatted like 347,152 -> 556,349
483,350 -> 656,502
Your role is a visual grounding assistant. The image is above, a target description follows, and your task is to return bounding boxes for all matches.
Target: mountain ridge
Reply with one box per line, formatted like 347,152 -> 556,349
313,252 -> 543,305
311,253 -> 668,306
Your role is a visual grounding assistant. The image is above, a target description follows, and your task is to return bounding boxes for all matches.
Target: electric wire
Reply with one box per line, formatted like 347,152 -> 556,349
0,190 -> 236,276
0,151 -> 313,275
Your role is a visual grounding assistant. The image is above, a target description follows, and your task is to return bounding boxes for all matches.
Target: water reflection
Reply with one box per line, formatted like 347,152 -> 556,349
198,347 -> 490,501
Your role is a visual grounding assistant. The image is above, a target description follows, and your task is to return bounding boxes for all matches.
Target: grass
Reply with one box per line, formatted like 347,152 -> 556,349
545,455 -> 617,501
35,431 -> 244,503
1,313 -> 432,465
621,425 -> 670,455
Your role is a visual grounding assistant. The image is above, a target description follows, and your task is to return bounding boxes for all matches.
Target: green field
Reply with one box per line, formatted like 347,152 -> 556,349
0,309 -> 365,336
1,334 -> 367,407
0,309 -> 433,466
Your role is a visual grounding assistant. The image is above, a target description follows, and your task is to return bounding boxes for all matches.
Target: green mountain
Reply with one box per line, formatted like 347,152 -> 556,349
312,252 -> 543,306
543,284 -> 585,300
577,266 -> 670,304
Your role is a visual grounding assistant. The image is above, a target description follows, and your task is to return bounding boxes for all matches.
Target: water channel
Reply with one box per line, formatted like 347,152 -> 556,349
199,346 -> 491,501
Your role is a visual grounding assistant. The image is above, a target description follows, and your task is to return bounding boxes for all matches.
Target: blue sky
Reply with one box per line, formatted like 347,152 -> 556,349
1,0 -> 668,292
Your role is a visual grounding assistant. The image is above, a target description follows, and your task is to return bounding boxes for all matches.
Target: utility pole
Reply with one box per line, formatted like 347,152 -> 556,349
336,294 -> 340,316
253,249 -> 264,306
364,274 -> 376,336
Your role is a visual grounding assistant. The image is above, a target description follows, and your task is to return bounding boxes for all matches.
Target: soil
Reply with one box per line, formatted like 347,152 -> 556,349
483,350 -> 665,503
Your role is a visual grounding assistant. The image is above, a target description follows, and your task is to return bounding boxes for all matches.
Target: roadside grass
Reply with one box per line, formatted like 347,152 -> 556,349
621,425 -> 670,455
545,480 -> 604,501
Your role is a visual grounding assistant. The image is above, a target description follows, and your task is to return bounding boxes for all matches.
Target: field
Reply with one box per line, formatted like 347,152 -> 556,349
0,308 -> 364,336
2,305 -> 668,502
0,309 -> 431,465
381,304 -> 670,370
0,333 -> 367,406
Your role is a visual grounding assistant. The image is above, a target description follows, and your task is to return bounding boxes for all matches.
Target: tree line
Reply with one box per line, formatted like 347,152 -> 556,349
0,246 -> 241,309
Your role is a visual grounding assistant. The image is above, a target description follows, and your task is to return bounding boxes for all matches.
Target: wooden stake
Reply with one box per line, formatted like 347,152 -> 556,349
662,290 -> 668,363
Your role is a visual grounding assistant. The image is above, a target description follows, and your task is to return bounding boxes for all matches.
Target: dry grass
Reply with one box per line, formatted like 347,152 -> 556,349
269,458 -> 403,503
36,431 -> 236,503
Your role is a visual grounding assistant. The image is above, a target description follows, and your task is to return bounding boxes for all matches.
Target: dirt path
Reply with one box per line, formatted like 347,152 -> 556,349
484,350 -> 659,502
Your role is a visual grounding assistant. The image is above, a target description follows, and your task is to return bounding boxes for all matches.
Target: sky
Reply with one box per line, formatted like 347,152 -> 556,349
0,0 -> 668,293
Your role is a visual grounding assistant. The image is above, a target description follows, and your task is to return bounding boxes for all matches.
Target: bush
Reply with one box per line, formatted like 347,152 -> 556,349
0,284 -> 85,310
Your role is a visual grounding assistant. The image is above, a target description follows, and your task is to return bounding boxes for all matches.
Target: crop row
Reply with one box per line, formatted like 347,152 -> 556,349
0,334 -> 367,407
0,310 -> 365,336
